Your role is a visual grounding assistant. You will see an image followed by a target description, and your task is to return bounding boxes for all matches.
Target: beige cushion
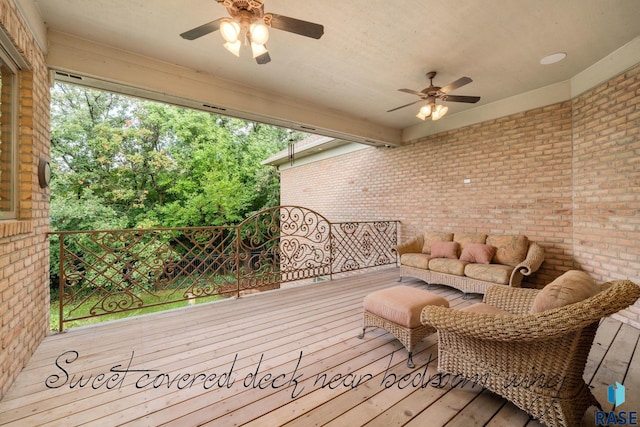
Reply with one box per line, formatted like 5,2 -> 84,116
431,240 -> 459,259
400,253 -> 431,269
422,232 -> 454,254
364,286 -> 449,328
464,263 -> 513,285
460,243 -> 496,264
530,270 -> 600,313
486,235 -> 529,267
460,303 -> 513,315
429,258 -> 467,276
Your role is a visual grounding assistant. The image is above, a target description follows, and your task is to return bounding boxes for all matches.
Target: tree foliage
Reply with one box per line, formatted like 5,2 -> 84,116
49,82 -> 305,281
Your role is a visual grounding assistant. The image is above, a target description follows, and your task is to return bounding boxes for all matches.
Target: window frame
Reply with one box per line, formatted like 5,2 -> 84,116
0,44 -> 19,220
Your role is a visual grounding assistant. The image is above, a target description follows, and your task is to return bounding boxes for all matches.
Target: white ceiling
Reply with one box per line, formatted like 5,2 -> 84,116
25,0 -> 640,143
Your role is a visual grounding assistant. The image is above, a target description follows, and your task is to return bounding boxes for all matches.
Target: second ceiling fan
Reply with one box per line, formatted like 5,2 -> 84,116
388,71 -> 481,120
180,0 -> 324,64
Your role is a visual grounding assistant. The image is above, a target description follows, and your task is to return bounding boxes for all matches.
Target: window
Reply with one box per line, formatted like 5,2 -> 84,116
0,49 -> 17,219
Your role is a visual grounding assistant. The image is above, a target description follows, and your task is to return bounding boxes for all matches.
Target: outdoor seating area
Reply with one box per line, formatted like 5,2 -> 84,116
1,268 -> 638,426
2,3 -> 640,426
421,272 -> 640,427
397,232 -> 545,295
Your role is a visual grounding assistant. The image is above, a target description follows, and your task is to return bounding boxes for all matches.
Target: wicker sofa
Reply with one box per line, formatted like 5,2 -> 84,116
420,271 -> 640,427
396,231 -> 544,295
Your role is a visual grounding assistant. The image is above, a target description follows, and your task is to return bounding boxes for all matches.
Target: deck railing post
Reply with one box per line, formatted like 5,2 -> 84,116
394,220 -> 400,267
235,225 -> 241,298
329,220 -> 334,281
58,234 -> 65,333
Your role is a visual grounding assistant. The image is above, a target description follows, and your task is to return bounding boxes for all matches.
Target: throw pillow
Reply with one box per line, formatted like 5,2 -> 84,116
530,270 -> 600,313
459,243 -> 496,264
430,240 -> 459,259
422,232 -> 454,254
454,232 -> 487,256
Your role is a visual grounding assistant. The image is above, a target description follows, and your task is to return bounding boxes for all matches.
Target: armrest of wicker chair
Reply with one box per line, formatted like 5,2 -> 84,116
482,284 -> 540,315
509,242 -> 545,287
421,280 -> 640,342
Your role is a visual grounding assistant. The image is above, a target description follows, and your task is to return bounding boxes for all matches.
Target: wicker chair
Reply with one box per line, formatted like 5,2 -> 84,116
420,279 -> 640,427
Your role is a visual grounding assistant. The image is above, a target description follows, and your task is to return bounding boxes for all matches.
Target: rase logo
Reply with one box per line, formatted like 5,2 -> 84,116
610,382 -> 626,407
595,382 -> 638,426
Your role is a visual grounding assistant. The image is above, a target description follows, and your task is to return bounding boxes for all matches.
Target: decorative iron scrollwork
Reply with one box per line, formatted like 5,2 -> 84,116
52,206 -> 397,331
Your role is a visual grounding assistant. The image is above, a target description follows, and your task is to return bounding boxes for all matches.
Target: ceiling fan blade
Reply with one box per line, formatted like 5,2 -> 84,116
441,95 -> 481,103
180,18 -> 224,40
398,88 -> 424,96
439,77 -> 472,94
256,51 -> 271,65
268,14 -> 324,39
387,99 -> 422,112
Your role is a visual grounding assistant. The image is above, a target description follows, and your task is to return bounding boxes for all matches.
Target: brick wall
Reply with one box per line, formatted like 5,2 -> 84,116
283,101 -> 574,286
0,0 -> 51,398
281,65 -> 640,328
572,65 -> 640,327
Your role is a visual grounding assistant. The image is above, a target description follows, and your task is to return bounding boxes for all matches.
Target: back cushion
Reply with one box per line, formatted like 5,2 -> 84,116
530,270 -> 600,313
486,235 -> 529,267
422,231 -> 453,254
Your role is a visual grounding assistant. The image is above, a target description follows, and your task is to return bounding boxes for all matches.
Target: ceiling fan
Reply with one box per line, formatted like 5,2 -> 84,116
387,71 -> 481,121
180,0 -> 324,64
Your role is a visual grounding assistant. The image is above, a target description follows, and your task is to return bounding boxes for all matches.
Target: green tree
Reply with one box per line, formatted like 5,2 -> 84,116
49,82 -> 306,287
50,82 -> 304,229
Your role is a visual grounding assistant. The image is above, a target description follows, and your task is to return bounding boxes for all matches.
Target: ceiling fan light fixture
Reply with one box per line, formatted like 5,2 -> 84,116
432,104 -> 448,120
431,104 -> 448,120
416,104 -> 432,120
224,40 -> 242,57
250,42 -> 268,58
220,19 -> 241,43
250,22 -> 270,45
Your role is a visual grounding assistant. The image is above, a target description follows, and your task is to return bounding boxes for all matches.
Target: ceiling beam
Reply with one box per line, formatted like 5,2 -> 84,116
46,30 -> 402,147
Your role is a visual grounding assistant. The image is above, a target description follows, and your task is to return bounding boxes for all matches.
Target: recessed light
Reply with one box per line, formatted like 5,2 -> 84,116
540,52 -> 567,65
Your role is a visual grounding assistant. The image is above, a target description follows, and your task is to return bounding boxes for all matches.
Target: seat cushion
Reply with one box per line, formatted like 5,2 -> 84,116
429,258 -> 468,276
486,235 -> 529,267
464,263 -> 513,285
530,270 -> 600,313
400,253 -> 431,269
364,286 -> 449,328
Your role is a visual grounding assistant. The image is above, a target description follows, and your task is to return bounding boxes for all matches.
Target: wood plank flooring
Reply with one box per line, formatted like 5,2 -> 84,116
0,268 -> 637,426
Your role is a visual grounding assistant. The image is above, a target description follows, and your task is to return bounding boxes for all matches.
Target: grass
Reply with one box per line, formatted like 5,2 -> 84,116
50,290 -> 224,331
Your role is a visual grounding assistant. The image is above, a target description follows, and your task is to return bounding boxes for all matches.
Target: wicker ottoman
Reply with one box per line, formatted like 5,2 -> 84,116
358,286 -> 449,368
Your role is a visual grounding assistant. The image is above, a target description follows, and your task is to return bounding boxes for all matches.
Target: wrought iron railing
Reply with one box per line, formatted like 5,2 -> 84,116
50,206 -> 398,331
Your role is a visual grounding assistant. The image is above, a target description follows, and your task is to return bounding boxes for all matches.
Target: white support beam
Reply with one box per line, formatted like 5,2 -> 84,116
46,31 -> 402,147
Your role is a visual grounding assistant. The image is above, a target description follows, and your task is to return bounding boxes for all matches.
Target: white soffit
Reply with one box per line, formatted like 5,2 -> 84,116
571,36 -> 640,98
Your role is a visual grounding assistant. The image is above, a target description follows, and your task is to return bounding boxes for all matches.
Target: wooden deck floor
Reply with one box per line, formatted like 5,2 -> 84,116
1,268 -> 638,426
